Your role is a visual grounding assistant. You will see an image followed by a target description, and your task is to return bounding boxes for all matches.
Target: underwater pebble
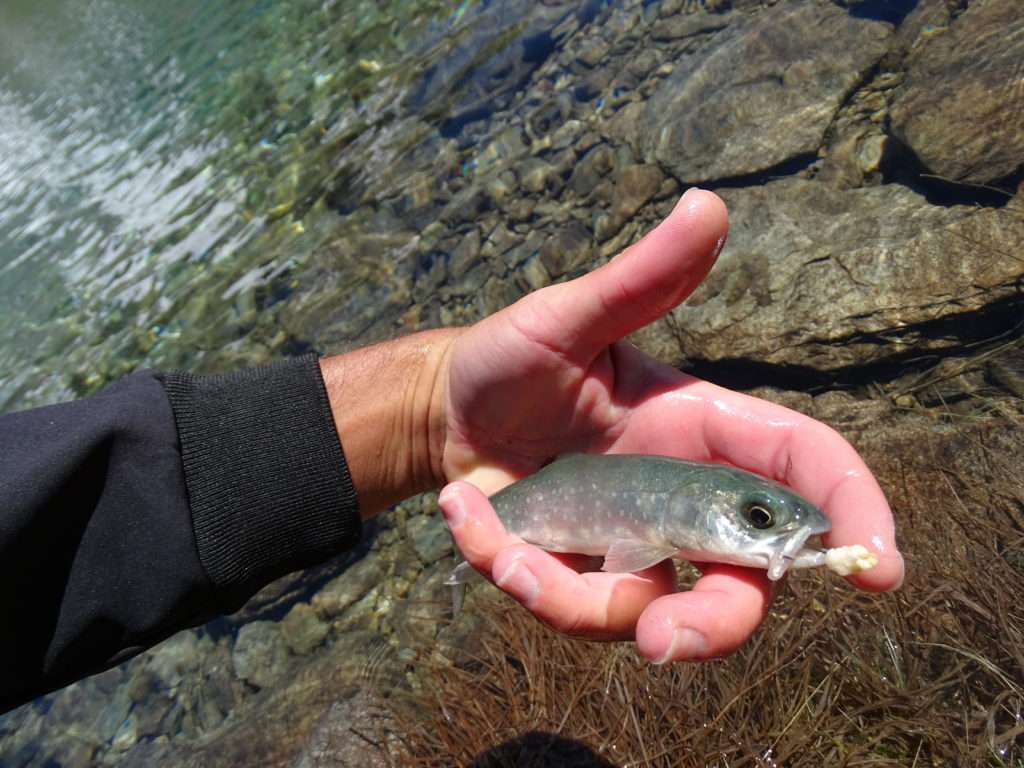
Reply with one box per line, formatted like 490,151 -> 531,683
232,621 -> 288,689
407,513 -> 452,565
281,603 -> 330,656
312,556 -> 387,620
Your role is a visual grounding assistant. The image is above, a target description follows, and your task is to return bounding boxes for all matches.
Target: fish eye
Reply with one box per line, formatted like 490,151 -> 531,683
744,503 -> 775,529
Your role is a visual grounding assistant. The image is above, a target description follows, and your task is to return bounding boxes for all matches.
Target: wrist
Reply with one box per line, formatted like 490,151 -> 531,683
319,328 -> 463,518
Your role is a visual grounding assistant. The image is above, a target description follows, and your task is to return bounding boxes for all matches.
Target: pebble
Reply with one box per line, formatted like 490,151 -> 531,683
519,158 -> 555,194
407,514 -> 452,565
312,556 -> 387,620
280,603 -> 330,656
540,220 -> 593,277
232,621 -> 289,690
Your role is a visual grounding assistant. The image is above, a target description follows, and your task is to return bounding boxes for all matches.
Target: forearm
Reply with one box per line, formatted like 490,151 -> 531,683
319,327 -> 464,518
0,355 -> 360,711
0,330 -> 461,709
0,372 -> 211,711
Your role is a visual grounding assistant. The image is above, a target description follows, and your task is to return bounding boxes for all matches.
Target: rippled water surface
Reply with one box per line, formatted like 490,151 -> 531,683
0,0 -> 463,412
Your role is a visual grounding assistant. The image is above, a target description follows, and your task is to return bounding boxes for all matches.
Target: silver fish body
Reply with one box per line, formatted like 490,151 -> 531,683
488,454 -> 831,581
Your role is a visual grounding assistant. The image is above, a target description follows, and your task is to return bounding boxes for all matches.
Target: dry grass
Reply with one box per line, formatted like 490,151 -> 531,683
385,405 -> 1024,767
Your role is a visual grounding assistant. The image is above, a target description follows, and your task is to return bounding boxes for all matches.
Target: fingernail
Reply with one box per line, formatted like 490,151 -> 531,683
653,627 -> 707,665
870,535 -> 906,591
438,487 -> 466,530
676,186 -> 704,208
495,558 -> 540,607
711,234 -> 727,260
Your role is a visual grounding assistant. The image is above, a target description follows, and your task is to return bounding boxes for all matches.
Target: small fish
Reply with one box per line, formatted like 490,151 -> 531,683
450,454 -> 832,586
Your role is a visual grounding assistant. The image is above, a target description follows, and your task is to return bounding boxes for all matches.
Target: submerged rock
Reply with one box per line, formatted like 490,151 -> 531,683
312,555 -> 388,620
650,10 -> 730,42
405,0 -> 586,135
540,220 -> 593,277
390,564 -> 451,649
292,692 -> 389,768
634,1 -> 891,182
890,0 -> 1024,185
606,163 -> 665,236
519,157 -> 557,194
662,178 -> 1024,370
146,631 -> 208,690
406,513 -> 452,565
569,143 -> 616,198
232,621 -> 289,690
281,603 -> 330,656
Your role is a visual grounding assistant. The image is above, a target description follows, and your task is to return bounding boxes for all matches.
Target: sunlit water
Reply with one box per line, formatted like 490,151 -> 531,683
0,0 -> 462,412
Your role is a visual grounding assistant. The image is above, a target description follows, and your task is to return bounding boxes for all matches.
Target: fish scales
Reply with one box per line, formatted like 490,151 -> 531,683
491,454 -> 709,556
485,454 -> 833,579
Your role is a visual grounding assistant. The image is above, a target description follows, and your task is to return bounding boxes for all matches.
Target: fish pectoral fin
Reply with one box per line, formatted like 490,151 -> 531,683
601,540 -> 677,573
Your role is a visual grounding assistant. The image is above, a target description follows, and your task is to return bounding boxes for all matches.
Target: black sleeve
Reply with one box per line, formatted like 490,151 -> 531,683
0,354 -> 361,713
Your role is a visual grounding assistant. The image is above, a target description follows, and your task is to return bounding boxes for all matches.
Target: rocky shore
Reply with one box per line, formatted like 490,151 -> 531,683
2,0 -> 1022,765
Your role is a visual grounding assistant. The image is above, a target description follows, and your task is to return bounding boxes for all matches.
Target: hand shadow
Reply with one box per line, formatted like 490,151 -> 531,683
469,730 -> 618,768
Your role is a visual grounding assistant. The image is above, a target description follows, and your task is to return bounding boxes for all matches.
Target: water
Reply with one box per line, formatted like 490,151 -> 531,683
0,0 -> 463,412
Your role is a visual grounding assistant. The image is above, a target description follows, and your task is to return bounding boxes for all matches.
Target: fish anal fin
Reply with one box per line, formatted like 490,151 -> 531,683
446,560 -> 480,615
601,539 -> 677,573
444,561 -> 477,586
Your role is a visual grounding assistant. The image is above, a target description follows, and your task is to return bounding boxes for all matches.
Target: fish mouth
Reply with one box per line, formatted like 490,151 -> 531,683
765,527 -> 824,581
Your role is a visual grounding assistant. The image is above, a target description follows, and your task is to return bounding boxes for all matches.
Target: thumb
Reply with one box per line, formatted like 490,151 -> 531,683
519,188 -> 727,363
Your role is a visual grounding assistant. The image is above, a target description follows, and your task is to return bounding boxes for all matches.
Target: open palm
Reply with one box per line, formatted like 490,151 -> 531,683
438,190 -> 903,663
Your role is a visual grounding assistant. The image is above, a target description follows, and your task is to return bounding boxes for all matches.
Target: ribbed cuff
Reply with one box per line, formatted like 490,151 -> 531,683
156,354 -> 360,608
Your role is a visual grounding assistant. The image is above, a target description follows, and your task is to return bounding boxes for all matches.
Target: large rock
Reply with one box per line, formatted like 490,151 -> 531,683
633,1 -> 891,182
661,178 -> 1023,369
890,0 -> 1024,185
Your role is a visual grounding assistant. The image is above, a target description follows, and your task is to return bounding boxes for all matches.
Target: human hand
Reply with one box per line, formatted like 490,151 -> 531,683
435,188 -> 904,663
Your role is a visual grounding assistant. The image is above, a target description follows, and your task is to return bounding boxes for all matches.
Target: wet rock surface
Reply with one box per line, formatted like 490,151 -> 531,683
671,178 -> 1023,369
3,0 -> 1023,764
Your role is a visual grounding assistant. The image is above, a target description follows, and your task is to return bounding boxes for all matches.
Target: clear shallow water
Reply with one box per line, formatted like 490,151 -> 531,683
0,0 -> 465,412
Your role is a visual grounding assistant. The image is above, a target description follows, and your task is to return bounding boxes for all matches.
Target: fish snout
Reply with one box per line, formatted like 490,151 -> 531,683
796,509 -> 832,536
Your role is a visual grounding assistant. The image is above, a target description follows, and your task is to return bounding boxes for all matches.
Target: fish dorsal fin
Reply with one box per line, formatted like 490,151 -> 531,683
601,539 -> 677,573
